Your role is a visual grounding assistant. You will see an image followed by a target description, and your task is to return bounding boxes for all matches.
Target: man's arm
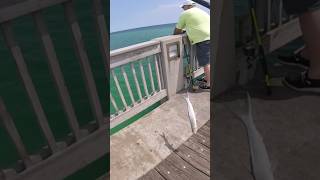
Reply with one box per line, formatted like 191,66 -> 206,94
173,28 -> 184,35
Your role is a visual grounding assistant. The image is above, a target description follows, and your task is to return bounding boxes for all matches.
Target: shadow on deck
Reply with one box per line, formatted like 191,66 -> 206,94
110,90 -> 210,180
213,47 -> 320,179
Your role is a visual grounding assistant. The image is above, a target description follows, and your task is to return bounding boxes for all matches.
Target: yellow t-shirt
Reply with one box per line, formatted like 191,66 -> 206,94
176,7 -> 210,44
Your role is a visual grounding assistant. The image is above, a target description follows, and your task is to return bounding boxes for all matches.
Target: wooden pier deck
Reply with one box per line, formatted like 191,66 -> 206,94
139,121 -> 210,180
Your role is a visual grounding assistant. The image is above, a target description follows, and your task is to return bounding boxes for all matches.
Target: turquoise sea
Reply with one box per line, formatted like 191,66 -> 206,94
110,23 -> 176,50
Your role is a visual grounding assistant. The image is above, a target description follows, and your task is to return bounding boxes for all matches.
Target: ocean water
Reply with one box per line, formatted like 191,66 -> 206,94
110,23 -> 176,50
0,1 -> 107,179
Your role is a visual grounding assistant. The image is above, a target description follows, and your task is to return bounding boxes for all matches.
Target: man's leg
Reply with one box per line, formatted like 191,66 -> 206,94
283,5 -> 320,92
196,40 -> 211,89
299,9 -> 320,79
278,0 -> 320,69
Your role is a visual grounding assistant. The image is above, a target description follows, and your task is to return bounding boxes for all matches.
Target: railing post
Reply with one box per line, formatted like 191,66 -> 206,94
154,35 -> 184,99
213,0 -> 236,96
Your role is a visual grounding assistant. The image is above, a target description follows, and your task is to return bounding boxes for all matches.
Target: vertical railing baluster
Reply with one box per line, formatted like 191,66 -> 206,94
279,0 -> 283,26
1,22 -> 58,153
131,63 -> 143,101
121,66 -> 135,106
64,1 -> 105,127
0,98 -> 32,167
267,0 -> 271,30
139,60 -> 149,97
111,69 -> 128,109
147,57 -> 155,93
110,94 -> 119,113
154,54 -> 162,91
92,0 -> 108,72
33,11 -> 83,140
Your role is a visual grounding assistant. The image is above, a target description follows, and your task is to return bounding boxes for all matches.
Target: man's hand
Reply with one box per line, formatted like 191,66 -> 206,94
173,28 -> 185,35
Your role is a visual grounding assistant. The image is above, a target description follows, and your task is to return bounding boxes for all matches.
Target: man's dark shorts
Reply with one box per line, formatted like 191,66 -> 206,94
283,0 -> 320,15
196,40 -> 210,67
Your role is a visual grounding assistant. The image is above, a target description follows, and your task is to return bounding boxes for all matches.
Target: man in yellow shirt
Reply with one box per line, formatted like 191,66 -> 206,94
174,0 -> 210,89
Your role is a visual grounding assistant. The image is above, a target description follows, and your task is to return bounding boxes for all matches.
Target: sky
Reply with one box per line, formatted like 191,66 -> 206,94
110,0 -> 210,33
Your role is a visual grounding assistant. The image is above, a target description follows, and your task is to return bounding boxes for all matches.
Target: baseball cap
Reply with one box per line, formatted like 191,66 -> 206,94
180,0 -> 196,8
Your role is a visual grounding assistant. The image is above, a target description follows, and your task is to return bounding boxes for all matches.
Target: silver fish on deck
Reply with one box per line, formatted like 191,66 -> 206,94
228,92 -> 274,180
184,92 -> 197,134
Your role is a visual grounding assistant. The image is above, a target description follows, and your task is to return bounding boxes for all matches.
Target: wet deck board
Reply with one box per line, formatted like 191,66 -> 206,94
139,121 -> 210,180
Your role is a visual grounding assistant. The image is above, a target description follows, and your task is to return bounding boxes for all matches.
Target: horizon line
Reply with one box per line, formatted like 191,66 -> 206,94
110,22 -> 176,34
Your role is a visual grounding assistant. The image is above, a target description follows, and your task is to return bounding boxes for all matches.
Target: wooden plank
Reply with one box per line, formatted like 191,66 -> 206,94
198,126 -> 210,138
201,123 -> 210,131
92,0 -> 108,72
33,11 -> 83,140
14,124 -> 109,180
110,90 -> 167,128
184,137 -> 210,161
0,98 -> 32,167
139,60 -> 149,97
0,0 -> 69,23
1,22 -> 58,152
139,169 -> 165,180
131,63 -> 143,100
111,69 -> 128,108
155,153 -> 209,180
64,1 -> 104,127
175,144 -> 210,176
121,66 -> 135,106
192,132 -> 210,148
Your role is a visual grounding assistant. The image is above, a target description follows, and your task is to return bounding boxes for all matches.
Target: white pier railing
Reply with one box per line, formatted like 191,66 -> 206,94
110,35 -> 203,129
0,0 -> 108,179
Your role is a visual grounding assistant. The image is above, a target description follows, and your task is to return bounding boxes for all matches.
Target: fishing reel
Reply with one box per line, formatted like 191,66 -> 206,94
184,64 -> 199,91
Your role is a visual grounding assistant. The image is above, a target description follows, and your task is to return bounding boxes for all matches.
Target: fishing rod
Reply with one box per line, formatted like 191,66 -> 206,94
248,0 -> 272,95
192,0 -> 210,9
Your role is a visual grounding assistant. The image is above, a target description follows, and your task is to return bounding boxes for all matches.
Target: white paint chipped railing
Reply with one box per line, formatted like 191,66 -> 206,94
110,41 -> 166,128
262,0 -> 301,52
236,0 -> 302,53
110,35 -> 201,129
0,0 -> 107,180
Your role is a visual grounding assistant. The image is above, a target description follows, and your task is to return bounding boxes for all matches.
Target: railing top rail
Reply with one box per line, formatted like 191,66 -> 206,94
0,0 -> 69,23
110,34 -> 189,57
110,40 -> 160,57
